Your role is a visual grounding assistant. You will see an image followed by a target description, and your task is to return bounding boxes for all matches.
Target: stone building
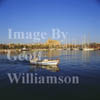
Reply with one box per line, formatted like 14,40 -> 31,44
45,39 -> 61,46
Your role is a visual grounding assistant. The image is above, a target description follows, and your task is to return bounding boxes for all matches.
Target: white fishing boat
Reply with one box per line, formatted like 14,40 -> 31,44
30,58 -> 59,66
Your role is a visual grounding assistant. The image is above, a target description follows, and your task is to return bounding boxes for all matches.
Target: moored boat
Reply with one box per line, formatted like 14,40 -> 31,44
21,47 -> 29,51
83,48 -> 95,51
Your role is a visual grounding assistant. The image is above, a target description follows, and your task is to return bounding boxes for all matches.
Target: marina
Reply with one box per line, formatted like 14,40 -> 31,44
0,0 -> 100,99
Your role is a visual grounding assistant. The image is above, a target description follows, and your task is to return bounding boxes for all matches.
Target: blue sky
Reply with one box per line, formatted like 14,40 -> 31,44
0,0 -> 100,43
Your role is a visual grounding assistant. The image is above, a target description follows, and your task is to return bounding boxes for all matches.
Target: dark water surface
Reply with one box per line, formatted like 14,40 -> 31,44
0,50 -> 100,99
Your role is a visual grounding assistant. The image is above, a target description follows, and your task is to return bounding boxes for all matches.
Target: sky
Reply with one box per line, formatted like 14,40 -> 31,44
0,0 -> 100,43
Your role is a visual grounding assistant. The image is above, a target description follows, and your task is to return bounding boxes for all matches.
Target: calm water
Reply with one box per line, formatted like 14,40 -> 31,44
0,50 -> 100,99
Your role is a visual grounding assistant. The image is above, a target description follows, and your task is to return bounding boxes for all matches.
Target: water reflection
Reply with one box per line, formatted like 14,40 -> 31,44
82,51 -> 91,62
43,50 -> 61,58
30,65 -> 60,72
1,50 -> 100,70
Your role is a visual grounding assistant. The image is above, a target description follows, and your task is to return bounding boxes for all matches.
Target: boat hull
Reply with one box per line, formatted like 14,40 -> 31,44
30,60 -> 59,66
83,48 -> 95,51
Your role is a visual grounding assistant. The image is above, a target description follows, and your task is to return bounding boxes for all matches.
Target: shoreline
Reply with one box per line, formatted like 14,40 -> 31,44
0,48 -> 100,53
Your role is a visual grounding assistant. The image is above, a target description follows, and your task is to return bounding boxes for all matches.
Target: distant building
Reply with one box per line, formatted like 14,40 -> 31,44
45,39 -> 61,46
